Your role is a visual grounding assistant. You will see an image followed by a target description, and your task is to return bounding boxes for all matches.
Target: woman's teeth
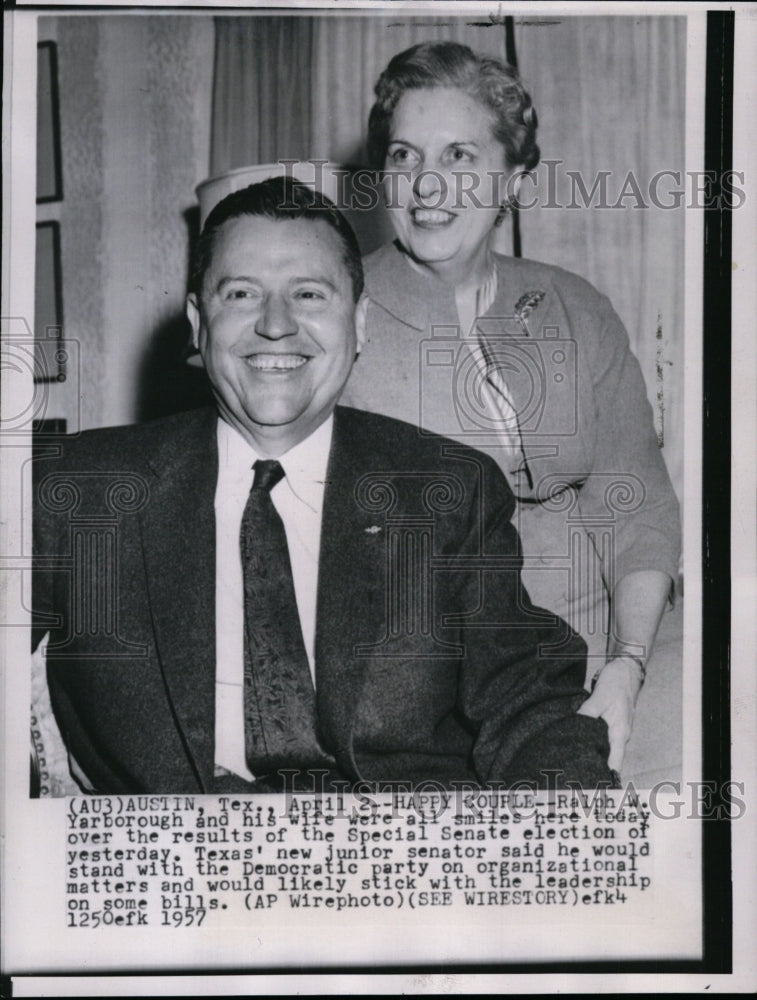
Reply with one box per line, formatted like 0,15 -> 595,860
412,209 -> 454,224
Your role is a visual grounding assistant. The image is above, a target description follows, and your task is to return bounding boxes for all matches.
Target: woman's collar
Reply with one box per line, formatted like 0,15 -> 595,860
364,240 -> 498,332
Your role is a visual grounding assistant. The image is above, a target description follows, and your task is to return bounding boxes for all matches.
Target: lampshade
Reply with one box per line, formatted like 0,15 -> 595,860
195,160 -> 392,252
196,161 -> 354,227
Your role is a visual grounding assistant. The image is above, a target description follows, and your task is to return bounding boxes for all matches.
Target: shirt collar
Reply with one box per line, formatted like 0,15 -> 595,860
475,265 -> 499,317
275,416 -> 333,514
216,415 -> 333,515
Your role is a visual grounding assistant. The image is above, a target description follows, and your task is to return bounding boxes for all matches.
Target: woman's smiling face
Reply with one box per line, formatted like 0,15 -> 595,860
383,86 -> 514,280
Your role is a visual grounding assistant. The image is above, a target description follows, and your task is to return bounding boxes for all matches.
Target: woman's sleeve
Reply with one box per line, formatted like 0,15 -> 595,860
449,456 -> 615,789
576,292 -> 681,594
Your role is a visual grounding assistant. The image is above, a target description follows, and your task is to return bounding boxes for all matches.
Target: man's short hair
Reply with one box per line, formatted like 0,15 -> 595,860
192,175 -> 365,302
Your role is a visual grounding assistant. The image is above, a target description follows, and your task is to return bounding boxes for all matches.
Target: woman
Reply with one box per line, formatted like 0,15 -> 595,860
342,41 -> 681,775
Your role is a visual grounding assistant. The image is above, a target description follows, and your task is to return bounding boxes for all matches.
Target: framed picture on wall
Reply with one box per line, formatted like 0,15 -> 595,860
33,220 -> 65,383
36,40 -> 62,204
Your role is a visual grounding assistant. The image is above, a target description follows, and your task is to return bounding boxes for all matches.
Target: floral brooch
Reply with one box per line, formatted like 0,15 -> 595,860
514,290 -> 546,334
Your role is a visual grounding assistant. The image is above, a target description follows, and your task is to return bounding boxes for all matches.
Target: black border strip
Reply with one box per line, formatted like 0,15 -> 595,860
701,8 -> 733,974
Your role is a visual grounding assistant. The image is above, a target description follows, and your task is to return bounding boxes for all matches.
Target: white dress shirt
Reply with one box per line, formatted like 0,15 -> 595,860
214,415 -> 332,781
468,266 -> 530,486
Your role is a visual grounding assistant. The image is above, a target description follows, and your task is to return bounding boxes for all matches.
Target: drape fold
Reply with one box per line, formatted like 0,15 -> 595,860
211,18 -> 314,174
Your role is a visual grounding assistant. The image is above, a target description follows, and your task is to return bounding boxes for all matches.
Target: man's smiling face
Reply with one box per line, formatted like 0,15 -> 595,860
187,214 -> 366,455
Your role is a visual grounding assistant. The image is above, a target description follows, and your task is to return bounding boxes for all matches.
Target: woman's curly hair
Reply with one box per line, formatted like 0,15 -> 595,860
367,41 -> 540,173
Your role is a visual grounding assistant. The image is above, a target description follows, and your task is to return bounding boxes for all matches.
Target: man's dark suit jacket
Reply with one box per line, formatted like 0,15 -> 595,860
32,405 -> 612,793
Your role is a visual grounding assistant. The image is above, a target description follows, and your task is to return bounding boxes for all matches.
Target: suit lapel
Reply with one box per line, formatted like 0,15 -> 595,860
139,407 -> 218,791
315,408 -> 389,777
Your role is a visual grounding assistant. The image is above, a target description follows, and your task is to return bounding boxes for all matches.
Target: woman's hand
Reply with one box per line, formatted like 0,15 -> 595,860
577,656 -> 644,772
579,569 -> 672,772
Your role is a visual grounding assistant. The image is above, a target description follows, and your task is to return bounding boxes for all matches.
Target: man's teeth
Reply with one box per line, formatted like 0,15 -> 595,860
246,355 -> 307,371
413,209 -> 454,224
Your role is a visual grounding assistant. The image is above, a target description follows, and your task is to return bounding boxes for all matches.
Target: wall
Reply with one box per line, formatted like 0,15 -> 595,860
38,15 -> 214,431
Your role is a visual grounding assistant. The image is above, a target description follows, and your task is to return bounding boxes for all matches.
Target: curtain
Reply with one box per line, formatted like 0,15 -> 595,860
209,14 -> 685,505
514,17 -> 685,503
212,15 -> 511,170
211,17 -> 315,172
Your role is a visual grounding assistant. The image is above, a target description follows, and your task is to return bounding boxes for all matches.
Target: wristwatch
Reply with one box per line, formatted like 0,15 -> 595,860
590,654 -> 646,692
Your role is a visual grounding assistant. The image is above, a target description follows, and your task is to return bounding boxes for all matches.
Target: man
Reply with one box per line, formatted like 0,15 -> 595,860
32,177 -> 613,793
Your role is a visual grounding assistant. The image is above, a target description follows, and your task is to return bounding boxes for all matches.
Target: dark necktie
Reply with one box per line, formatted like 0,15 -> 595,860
240,459 -> 329,776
